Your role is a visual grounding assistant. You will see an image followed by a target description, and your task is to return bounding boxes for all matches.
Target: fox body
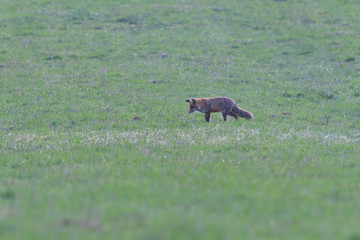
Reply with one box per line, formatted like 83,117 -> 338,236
185,97 -> 254,122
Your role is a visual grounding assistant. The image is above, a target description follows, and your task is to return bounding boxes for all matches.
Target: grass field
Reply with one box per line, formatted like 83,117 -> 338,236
1,0 -> 360,239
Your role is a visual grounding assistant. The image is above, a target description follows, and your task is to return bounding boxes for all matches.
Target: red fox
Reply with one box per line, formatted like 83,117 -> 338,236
185,97 -> 254,122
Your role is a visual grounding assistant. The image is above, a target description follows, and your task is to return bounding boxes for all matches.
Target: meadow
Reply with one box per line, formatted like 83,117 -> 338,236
1,0 -> 360,239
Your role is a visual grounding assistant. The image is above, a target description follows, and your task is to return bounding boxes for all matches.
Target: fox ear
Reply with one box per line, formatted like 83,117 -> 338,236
185,99 -> 190,103
192,99 -> 196,104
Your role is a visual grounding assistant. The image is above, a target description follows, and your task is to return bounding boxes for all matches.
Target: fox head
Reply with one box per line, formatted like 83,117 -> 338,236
185,99 -> 197,113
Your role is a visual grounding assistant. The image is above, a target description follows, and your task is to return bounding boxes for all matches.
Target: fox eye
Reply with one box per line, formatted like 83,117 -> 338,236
192,99 -> 196,104
185,99 -> 190,103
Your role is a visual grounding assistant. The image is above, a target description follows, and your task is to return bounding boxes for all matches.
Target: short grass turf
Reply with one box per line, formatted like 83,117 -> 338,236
1,0 -> 360,239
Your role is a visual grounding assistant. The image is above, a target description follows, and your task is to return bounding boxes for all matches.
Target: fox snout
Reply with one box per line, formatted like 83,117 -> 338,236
186,99 -> 196,113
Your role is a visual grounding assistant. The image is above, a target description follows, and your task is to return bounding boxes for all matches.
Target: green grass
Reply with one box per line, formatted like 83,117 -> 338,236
1,0 -> 360,239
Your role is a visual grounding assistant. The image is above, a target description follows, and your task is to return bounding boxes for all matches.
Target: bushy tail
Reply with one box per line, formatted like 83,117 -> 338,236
232,105 -> 254,119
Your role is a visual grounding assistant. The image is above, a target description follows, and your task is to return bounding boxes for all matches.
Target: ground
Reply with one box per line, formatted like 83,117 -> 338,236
1,0 -> 360,239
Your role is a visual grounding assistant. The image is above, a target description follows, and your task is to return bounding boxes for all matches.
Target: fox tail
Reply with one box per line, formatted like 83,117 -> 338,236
232,105 -> 254,119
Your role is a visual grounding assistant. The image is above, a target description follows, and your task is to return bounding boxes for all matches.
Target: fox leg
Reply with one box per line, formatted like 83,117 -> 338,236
222,113 -> 227,121
205,112 -> 211,122
222,107 -> 233,121
228,111 -> 238,120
